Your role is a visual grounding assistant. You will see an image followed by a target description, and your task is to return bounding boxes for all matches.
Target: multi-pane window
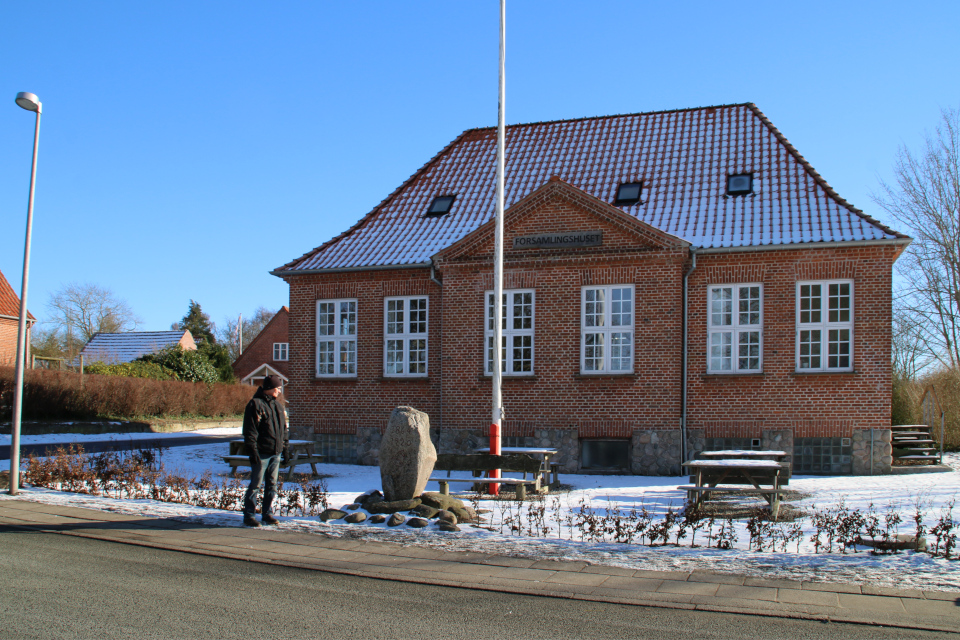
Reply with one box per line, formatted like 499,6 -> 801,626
384,296 -> 428,376
273,343 -> 288,361
316,299 -> 357,377
797,281 -> 853,372
708,284 -> 762,373
485,289 -> 534,375
581,285 -> 634,373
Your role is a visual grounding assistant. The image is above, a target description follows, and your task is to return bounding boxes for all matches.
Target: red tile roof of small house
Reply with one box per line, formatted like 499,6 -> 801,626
276,103 -> 906,274
0,269 -> 35,322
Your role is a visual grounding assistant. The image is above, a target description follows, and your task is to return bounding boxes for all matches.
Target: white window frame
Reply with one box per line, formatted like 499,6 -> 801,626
315,298 -> 358,378
273,342 -> 289,361
485,289 -> 535,376
796,280 -> 854,372
383,296 -> 429,377
580,285 -> 635,374
707,283 -> 763,373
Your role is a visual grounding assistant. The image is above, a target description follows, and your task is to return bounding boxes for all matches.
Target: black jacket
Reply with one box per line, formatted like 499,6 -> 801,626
242,387 -> 289,457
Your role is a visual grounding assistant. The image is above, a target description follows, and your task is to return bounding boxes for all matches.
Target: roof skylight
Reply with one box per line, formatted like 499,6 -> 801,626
614,182 -> 642,206
727,174 -> 753,196
425,195 -> 456,217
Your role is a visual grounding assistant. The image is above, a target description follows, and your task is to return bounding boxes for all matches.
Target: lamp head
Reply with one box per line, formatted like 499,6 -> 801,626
15,92 -> 41,113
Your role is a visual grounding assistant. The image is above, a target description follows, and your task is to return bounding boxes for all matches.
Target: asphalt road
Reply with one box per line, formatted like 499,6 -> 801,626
0,434 -> 235,460
0,530 -> 953,640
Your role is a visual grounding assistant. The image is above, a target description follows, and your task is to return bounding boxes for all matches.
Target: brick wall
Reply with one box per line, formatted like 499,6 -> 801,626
686,245 -> 896,439
0,318 -> 29,367
280,188 -> 897,474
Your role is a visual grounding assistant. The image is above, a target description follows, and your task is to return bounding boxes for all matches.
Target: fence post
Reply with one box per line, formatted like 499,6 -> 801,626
80,354 -> 84,388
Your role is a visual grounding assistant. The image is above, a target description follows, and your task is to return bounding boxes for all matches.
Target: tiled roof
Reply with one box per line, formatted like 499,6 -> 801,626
80,331 -> 191,364
0,269 -> 35,321
277,103 -> 906,273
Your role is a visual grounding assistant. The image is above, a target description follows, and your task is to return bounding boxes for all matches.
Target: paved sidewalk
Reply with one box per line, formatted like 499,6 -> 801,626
1,499 -> 958,632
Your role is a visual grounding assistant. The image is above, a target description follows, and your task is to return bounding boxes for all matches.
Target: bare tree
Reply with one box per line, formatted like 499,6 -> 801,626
873,107 -> 960,370
46,282 -> 141,343
892,306 -> 932,379
217,306 -> 276,361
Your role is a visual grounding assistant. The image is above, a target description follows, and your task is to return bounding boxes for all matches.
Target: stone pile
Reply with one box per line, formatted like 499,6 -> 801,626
319,490 -> 478,532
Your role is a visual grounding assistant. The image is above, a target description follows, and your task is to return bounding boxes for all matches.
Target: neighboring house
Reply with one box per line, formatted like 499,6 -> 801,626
0,269 -> 35,367
80,330 -> 196,364
232,306 -> 290,389
272,103 -> 909,475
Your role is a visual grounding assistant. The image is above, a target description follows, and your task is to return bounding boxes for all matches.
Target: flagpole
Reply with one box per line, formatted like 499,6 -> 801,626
489,0 -> 506,496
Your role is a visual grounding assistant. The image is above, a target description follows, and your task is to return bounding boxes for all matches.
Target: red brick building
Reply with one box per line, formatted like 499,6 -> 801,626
0,268 -> 34,368
232,307 -> 289,389
273,104 -> 909,474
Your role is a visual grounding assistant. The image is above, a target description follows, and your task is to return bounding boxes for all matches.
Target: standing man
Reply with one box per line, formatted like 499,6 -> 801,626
241,374 -> 289,527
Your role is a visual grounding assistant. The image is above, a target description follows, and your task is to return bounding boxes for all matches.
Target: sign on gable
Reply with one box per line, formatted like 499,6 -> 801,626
513,231 -> 603,249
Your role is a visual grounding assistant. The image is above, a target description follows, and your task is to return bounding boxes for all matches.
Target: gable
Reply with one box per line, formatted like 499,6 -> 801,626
437,178 -> 687,264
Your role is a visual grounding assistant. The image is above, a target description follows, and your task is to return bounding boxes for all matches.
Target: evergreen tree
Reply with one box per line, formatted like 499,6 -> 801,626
174,300 -> 216,345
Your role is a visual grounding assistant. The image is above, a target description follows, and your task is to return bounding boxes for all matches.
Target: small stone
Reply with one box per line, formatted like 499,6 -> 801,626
355,490 -> 383,505
419,492 -> 466,511
438,523 -> 461,533
344,503 -> 361,511
410,505 -> 440,519
449,506 -> 473,522
407,517 -> 429,528
344,512 -> 367,524
387,513 -> 405,527
436,510 -> 457,525
367,498 -> 422,514
319,509 -> 347,522
369,514 -> 387,524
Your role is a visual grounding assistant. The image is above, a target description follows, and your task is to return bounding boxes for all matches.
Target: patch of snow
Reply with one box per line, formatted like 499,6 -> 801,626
3,443 -> 959,591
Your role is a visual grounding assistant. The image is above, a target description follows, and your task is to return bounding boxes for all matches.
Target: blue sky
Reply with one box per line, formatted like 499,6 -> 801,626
1,1 -> 957,335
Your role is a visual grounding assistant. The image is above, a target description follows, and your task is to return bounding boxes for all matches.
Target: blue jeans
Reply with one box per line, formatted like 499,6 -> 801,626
243,454 -> 281,518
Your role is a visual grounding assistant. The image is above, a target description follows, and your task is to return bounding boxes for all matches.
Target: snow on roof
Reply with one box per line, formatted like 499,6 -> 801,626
277,103 -> 905,274
80,331 -> 192,364
0,269 -> 35,321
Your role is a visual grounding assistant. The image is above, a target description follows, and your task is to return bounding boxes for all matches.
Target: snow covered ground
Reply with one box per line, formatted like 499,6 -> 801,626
3,427 -> 959,592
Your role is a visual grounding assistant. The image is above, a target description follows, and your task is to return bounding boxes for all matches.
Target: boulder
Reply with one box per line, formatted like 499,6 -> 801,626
369,514 -> 387,524
367,498 -> 422,514
387,513 -> 406,527
344,512 -> 367,524
419,492 -> 465,511
438,523 -> 461,533
410,505 -> 440,519
449,506 -> 473,523
379,407 -> 437,501
319,509 -> 347,522
436,510 -> 457,525
355,490 -> 383,505
407,518 -> 429,528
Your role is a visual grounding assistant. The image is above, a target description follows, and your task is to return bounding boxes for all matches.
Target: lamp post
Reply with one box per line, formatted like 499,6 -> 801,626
8,91 -> 42,496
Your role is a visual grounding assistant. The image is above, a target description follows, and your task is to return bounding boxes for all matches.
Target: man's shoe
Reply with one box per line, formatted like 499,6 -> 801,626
262,514 -> 279,526
243,516 -> 261,527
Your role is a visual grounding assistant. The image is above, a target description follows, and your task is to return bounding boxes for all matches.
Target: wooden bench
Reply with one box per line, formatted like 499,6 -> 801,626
222,453 -> 325,481
429,453 -> 546,499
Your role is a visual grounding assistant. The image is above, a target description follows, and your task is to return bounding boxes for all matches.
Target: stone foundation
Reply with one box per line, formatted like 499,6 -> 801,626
356,426 -> 382,466
852,428 -> 892,474
631,430 -> 682,476
762,429 -> 794,472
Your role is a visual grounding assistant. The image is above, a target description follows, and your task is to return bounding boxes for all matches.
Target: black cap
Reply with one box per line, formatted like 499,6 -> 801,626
262,375 -> 282,391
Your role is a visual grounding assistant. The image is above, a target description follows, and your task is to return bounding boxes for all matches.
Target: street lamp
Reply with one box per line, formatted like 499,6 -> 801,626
8,92 -> 42,496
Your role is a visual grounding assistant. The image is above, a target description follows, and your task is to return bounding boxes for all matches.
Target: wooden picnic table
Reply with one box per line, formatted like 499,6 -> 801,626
680,458 -> 788,520
698,450 -> 790,483
474,446 -> 560,487
224,439 -> 323,480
